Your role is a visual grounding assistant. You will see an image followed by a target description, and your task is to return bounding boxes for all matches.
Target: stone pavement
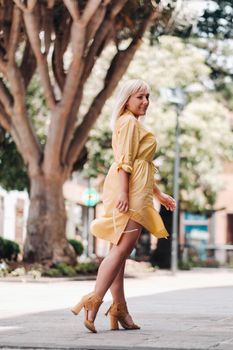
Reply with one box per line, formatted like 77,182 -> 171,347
0,268 -> 233,350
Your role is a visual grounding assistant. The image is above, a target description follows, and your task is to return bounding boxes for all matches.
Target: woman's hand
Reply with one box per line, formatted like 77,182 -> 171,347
116,191 -> 129,213
157,192 -> 176,211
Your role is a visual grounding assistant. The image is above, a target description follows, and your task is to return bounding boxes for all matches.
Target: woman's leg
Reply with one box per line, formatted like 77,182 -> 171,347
109,232 -> 141,326
89,219 -> 142,321
109,233 -> 139,302
110,257 -> 126,302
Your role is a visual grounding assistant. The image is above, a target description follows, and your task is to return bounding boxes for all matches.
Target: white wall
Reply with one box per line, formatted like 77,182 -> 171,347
0,186 -> 29,242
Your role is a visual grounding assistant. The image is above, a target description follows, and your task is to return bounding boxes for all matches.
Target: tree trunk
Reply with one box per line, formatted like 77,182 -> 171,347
23,175 -> 76,265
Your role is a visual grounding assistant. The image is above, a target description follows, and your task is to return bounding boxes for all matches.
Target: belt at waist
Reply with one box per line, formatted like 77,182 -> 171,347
135,158 -> 158,174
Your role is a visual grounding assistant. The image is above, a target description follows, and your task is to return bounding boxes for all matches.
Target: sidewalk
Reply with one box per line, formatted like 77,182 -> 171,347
0,268 -> 233,350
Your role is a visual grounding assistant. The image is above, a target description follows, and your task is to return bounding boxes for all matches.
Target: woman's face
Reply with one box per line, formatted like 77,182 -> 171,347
126,90 -> 150,117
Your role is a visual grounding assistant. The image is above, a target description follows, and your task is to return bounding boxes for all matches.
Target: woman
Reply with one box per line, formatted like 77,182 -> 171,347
71,79 -> 176,333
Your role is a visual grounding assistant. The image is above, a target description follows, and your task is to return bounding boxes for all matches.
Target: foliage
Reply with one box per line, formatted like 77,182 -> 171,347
156,96 -> 233,211
43,268 -> 61,278
68,239 -> 84,257
42,261 -> 99,277
0,259 -> 99,278
0,131 -> 29,191
197,258 -> 220,268
196,1 -> 233,40
187,1 -> 233,110
0,74 -> 48,191
0,237 -> 20,261
180,257 -> 220,269
75,261 -> 99,274
178,260 -> 193,270
53,262 -> 77,277
82,128 -> 113,178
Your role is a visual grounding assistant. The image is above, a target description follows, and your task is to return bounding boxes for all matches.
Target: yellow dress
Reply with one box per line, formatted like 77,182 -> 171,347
90,110 -> 169,245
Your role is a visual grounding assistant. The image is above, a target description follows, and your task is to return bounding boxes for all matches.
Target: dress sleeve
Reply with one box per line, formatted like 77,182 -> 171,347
115,117 -> 140,174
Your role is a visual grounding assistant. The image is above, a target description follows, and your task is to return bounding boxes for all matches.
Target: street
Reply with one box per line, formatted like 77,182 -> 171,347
0,268 -> 233,350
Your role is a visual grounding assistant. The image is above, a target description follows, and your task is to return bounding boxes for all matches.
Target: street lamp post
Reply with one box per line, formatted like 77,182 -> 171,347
160,87 -> 186,275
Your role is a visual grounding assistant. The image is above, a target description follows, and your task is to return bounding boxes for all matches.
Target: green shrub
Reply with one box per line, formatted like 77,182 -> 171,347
43,268 -> 61,277
0,237 -> 20,261
56,262 -> 77,277
180,257 -> 220,269
75,261 -> 99,274
178,260 -> 193,270
199,258 -> 220,268
68,239 -> 84,256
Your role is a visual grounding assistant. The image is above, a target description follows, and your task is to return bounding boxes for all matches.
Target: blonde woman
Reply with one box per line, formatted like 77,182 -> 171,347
71,79 -> 176,333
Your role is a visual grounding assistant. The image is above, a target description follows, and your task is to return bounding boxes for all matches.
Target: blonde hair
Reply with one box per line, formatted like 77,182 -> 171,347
110,79 -> 150,130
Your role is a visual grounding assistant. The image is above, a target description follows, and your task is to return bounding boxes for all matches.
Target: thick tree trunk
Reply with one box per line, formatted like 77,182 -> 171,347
23,175 -> 76,265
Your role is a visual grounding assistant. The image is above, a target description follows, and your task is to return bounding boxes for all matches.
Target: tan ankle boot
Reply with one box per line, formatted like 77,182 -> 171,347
71,292 -> 103,333
105,301 -> 140,330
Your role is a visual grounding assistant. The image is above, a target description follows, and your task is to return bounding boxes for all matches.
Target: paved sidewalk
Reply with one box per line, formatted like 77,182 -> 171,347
0,268 -> 233,350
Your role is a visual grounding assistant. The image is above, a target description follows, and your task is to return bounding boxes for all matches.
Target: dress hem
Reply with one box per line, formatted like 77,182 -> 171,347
91,206 -> 169,246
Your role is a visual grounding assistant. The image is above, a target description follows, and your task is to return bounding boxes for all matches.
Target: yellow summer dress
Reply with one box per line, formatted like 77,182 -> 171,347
90,110 -> 169,245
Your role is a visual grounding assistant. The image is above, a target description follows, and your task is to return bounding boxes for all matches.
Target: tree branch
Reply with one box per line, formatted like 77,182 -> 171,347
23,9 -> 56,110
7,5 -> 21,63
13,0 -> 28,12
14,0 -> 37,13
0,58 -> 7,75
82,0 -> 128,84
0,103 -> 11,131
47,0 -> 55,9
6,64 -> 42,176
44,18 -> 86,173
52,13 -> 71,91
85,4 -> 107,50
81,0 -> 102,25
27,0 -> 37,12
0,78 -> 13,116
63,0 -> 80,22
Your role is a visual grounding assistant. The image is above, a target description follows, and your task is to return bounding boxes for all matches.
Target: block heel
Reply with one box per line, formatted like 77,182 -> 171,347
71,300 -> 84,315
105,301 -> 140,331
110,315 -> 119,330
71,292 -> 103,333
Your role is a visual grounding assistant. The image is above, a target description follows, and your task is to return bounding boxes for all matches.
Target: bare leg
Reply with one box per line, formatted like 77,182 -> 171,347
110,257 -> 126,302
88,219 -> 142,321
110,228 -> 141,302
109,232 -> 141,326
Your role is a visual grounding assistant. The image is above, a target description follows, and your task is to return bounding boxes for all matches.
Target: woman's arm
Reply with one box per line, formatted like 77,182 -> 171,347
116,169 -> 130,213
153,182 -> 162,198
153,182 -> 176,211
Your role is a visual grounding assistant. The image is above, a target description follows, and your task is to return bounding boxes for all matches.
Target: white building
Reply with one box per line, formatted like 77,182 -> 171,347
0,186 -> 29,247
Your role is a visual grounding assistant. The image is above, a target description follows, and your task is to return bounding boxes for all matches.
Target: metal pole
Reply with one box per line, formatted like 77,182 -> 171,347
171,107 -> 180,274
